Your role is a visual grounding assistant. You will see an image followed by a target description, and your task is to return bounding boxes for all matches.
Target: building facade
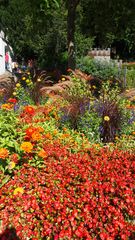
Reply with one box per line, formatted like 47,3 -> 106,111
0,31 -> 13,75
0,31 -> 6,75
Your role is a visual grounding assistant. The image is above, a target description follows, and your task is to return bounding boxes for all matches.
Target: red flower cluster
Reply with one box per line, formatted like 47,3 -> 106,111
8,98 -> 17,104
0,146 -> 134,239
19,106 -> 36,123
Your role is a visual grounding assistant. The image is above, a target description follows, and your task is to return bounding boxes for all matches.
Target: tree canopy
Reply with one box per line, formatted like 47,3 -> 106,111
0,0 -> 135,69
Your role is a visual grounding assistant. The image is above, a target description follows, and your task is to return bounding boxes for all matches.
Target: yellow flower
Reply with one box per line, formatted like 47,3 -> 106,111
9,161 -> 16,169
26,79 -> 30,83
16,83 -> 21,88
12,92 -> 17,96
20,142 -> 33,153
22,77 -> 26,80
27,72 -> 30,75
37,78 -> 41,82
13,187 -> 24,195
92,85 -> 96,89
104,116 -> 110,121
61,77 -> 66,81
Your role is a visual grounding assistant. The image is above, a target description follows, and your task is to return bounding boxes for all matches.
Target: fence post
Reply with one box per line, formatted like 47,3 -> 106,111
123,65 -> 127,89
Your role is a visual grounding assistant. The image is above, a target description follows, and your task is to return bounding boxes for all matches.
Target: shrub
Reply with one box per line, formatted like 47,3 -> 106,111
77,107 -> 102,143
77,56 -> 122,81
126,68 -> 135,89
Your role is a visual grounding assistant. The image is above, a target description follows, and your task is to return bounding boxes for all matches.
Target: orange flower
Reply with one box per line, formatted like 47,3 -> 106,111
24,106 -> 35,115
44,133 -> 52,140
25,126 -> 36,137
20,142 -> 33,153
132,131 -> 135,135
1,103 -> 13,110
38,149 -> 48,158
61,133 -> 70,138
31,132 -> 42,141
53,129 -> 58,135
36,126 -> 44,133
0,148 -> 9,159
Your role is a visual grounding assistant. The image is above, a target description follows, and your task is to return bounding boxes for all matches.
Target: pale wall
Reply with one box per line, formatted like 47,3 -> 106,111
0,32 -> 6,75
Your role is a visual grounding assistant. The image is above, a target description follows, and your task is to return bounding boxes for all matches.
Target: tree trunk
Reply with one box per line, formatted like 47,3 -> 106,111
67,0 -> 80,70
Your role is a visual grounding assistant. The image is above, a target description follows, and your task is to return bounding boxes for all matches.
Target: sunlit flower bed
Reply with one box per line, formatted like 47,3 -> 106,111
0,92 -> 135,239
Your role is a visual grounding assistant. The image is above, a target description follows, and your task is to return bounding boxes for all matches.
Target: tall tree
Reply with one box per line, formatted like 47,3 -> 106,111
67,0 -> 80,69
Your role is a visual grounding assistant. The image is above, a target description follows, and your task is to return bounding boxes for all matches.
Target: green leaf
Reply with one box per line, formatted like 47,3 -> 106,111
0,175 -> 10,188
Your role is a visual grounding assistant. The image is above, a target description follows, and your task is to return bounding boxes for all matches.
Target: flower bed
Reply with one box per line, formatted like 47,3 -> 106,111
0,72 -> 135,239
0,146 -> 135,240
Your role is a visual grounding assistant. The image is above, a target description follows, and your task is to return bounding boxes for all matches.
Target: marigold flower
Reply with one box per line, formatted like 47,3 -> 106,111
45,133 -> 52,140
13,187 -> 24,195
132,131 -> 135,135
1,103 -> 13,110
53,129 -> 58,135
36,126 -> 44,133
104,115 -> 110,121
0,148 -> 9,159
24,106 -> 35,115
8,161 -> 16,169
38,149 -> 48,158
25,126 -> 36,137
20,142 -> 33,153
31,132 -> 42,141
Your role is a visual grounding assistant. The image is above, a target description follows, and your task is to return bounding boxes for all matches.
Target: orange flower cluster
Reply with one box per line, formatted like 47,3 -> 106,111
38,149 -> 48,158
20,142 -> 33,153
25,125 -> 44,142
0,148 -> 9,159
44,133 -> 52,140
1,103 -> 14,110
24,106 -> 35,115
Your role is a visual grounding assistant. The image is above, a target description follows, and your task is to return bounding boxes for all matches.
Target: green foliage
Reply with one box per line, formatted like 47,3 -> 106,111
68,76 -> 92,98
0,110 -> 23,153
126,68 -> 135,89
77,108 -> 102,143
80,0 -> 135,55
78,56 -> 122,81
75,32 -> 94,59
